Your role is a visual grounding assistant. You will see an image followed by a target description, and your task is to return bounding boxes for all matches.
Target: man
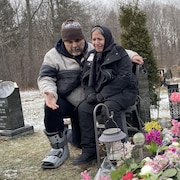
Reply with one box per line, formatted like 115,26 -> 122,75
37,19 -> 143,169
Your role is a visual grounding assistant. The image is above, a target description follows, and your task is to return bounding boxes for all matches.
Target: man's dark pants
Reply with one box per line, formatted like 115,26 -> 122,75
44,97 -> 81,147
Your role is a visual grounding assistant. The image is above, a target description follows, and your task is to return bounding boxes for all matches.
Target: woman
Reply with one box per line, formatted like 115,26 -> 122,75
73,25 -> 138,165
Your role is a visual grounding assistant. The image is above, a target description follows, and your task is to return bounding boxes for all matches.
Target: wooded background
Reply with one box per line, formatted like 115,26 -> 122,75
1,0 -> 180,89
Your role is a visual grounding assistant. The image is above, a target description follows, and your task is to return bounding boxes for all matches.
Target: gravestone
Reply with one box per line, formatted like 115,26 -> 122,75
0,81 -> 34,138
138,65 -> 151,123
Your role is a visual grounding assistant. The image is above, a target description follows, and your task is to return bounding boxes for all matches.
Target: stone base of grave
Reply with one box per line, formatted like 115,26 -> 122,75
0,125 -> 34,139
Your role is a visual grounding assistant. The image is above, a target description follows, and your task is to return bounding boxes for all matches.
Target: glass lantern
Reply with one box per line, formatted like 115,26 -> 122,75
93,103 -> 127,179
94,127 -> 127,180
99,127 -> 127,164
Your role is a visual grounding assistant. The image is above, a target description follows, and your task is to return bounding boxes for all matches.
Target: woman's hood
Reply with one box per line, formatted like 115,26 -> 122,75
92,25 -> 115,50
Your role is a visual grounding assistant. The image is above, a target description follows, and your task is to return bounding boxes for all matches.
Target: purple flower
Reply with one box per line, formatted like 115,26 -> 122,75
145,130 -> 162,146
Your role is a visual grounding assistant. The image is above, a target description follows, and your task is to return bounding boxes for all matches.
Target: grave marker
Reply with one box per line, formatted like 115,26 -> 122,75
0,81 -> 34,138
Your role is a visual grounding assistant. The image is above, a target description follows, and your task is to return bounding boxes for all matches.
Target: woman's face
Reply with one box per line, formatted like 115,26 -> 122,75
91,30 -> 105,52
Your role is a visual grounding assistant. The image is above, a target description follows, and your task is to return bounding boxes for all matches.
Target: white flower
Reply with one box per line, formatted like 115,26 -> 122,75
143,157 -> 152,162
161,128 -> 170,134
172,141 -> 180,147
139,165 -> 154,176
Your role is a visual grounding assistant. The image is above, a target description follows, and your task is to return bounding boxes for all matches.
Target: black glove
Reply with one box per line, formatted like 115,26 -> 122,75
86,93 -> 97,104
96,93 -> 104,102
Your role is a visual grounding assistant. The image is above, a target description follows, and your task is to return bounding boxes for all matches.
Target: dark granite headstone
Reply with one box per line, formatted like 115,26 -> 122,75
138,66 -> 151,123
0,81 -> 34,138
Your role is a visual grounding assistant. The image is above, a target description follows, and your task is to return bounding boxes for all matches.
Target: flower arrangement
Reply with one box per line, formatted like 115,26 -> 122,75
170,92 -> 180,103
110,142 -> 180,179
143,155 -> 169,173
81,119 -> 180,180
144,121 -> 164,155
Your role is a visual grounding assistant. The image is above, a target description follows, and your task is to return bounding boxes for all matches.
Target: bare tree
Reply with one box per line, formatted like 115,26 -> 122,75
104,9 -> 121,44
0,0 -> 16,81
25,0 -> 44,87
144,2 -> 180,68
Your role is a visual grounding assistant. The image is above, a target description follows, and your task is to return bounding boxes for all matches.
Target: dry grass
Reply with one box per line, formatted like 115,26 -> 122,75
0,131 -> 97,180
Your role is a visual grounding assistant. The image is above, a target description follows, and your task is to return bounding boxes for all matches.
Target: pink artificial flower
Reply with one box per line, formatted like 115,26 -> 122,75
165,146 -> 177,153
81,170 -> 91,180
171,126 -> 180,136
171,119 -> 180,137
170,92 -> 180,103
164,145 -> 180,164
171,119 -> 180,127
145,155 -> 169,173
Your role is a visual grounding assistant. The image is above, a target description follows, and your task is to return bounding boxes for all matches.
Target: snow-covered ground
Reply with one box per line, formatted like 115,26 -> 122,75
20,90 -> 71,132
151,88 -> 171,119
20,90 -> 45,132
20,87 -> 172,132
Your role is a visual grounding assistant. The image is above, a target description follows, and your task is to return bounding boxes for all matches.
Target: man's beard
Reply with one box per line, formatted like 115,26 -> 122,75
71,47 -> 82,56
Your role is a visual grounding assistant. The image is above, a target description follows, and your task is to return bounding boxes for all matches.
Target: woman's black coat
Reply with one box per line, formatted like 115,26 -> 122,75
82,44 -> 138,110
82,26 -> 138,109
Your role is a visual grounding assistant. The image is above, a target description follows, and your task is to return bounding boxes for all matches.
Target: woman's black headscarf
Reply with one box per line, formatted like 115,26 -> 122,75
91,25 -> 115,51
88,25 -> 116,88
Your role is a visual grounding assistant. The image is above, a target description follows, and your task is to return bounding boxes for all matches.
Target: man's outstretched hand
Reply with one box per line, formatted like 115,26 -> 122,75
44,91 -> 59,110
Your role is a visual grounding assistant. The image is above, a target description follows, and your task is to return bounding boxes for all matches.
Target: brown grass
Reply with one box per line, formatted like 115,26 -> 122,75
0,131 -> 97,180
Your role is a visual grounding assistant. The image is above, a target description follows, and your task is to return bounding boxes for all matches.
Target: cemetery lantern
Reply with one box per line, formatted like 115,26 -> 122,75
99,127 -> 127,164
